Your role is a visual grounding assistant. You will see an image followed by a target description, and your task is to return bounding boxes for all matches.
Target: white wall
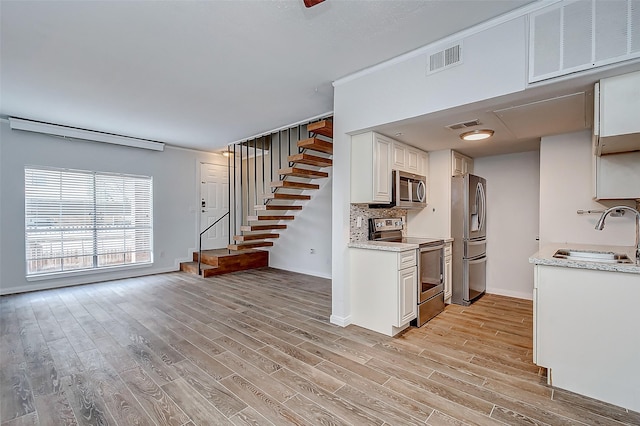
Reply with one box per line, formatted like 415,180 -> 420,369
539,131 -> 636,248
268,176 -> 332,279
0,121 -> 224,294
332,17 -> 528,325
334,17 -> 527,134
407,149 -> 452,238
474,150 -> 540,300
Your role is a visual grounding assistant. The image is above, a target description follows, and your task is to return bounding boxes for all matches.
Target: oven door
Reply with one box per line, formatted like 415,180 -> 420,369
418,245 -> 444,303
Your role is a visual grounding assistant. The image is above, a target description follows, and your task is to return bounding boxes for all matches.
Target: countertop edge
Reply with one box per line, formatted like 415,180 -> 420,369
348,241 -> 419,252
529,243 -> 640,274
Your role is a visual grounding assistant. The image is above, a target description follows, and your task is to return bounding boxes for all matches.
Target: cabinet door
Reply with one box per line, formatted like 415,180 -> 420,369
392,143 -> 406,170
444,255 -> 452,302
374,135 -> 393,202
452,152 -> 465,176
406,148 -> 419,173
418,152 -> 429,176
397,267 -> 417,326
463,156 -> 474,175
452,151 -> 474,176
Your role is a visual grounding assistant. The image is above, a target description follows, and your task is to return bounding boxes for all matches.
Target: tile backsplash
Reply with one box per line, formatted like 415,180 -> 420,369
350,204 -> 408,242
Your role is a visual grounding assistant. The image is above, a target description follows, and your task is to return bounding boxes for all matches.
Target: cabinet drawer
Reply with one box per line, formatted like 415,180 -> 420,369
398,250 -> 417,269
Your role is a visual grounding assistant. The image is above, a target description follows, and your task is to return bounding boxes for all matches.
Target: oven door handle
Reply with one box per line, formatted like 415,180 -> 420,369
419,244 -> 444,252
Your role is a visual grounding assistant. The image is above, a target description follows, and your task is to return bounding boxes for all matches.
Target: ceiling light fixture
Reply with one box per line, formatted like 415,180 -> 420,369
8,117 -> 165,151
459,129 -> 494,141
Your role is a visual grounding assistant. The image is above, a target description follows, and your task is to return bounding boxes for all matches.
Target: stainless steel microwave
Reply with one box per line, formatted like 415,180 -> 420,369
392,170 -> 427,209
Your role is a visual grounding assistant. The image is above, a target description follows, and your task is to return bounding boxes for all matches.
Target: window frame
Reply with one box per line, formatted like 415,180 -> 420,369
24,165 -> 154,279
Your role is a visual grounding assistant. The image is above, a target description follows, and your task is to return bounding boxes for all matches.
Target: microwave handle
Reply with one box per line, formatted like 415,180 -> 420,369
416,180 -> 426,202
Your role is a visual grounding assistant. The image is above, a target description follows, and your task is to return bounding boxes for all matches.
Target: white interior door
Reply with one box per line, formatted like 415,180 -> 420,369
200,162 -> 229,250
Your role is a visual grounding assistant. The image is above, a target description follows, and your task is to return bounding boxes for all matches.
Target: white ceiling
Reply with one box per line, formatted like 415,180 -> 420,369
1,0 -> 535,151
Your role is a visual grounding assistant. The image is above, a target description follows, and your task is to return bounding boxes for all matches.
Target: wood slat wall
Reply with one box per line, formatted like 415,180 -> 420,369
1,269 -> 638,426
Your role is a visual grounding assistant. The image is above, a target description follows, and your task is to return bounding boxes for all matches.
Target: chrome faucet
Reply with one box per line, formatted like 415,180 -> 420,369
595,206 -> 640,264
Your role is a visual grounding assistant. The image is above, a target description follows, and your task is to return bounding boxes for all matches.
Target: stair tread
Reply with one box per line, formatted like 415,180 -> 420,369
240,224 -> 287,231
278,167 -> 329,178
228,241 -> 274,250
234,233 -> 279,241
264,193 -> 311,200
307,119 -> 333,138
247,215 -> 295,221
254,204 -> 303,211
270,181 -> 320,190
288,153 -> 333,167
298,137 -> 333,154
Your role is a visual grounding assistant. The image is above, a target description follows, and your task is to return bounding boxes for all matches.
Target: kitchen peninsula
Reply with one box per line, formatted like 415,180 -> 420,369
530,243 -> 640,412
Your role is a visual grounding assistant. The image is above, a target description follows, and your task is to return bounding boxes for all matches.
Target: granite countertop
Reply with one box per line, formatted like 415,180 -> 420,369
529,243 -> 640,274
348,241 -> 418,252
349,236 -> 453,252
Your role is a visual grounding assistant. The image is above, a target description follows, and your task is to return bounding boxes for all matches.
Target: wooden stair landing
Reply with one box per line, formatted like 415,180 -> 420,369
180,248 -> 268,277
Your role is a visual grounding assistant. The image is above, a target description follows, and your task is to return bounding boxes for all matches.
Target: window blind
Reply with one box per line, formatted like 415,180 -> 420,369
25,166 -> 153,276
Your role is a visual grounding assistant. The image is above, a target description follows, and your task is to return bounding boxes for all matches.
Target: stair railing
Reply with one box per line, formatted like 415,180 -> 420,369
198,211 -> 230,275
229,117 -> 331,236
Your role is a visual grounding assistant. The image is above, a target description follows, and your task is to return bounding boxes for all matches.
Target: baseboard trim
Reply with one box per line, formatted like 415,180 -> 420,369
486,288 -> 533,301
330,314 -> 352,327
0,266 -> 179,295
269,265 -> 331,280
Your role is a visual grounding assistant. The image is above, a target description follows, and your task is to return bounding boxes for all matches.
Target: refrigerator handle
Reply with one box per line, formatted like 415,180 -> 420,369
478,183 -> 486,231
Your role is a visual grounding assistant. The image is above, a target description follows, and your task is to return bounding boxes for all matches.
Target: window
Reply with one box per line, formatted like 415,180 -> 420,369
25,166 -> 153,276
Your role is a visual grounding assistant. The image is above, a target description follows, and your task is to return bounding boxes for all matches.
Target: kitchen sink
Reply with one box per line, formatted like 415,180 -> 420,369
553,249 -> 634,264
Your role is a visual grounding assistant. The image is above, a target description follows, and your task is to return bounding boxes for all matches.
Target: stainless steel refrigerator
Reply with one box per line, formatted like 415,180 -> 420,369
451,173 -> 487,306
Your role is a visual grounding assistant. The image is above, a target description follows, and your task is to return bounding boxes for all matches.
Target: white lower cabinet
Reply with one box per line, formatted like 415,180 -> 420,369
444,242 -> 452,303
350,248 -> 418,336
533,265 -> 640,412
398,267 -> 418,325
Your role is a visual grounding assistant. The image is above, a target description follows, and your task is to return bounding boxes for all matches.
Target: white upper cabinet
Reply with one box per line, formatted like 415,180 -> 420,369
392,143 -> 407,170
593,71 -> 640,155
418,152 -> 429,177
405,146 -> 420,174
351,132 -> 430,204
351,132 -> 393,203
392,141 -> 427,175
451,151 -> 474,176
593,151 -> 640,200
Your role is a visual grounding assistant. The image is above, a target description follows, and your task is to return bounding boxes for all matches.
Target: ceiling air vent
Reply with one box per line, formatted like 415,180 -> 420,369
427,42 -> 463,75
445,119 -> 480,131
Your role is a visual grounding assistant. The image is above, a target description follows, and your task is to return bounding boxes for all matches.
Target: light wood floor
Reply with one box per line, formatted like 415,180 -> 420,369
1,268 -> 638,426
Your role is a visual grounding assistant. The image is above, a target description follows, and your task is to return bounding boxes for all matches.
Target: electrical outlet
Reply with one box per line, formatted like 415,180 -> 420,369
356,216 -> 362,228
310,248 -> 315,254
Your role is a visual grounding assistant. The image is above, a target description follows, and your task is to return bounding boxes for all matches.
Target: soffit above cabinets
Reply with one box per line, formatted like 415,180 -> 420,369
493,92 -> 591,140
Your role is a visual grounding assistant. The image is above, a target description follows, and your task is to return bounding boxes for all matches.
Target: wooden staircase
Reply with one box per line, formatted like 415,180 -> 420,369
228,118 -> 333,251
180,249 -> 268,277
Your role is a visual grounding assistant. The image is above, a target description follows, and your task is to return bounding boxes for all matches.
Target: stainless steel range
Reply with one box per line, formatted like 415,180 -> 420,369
369,218 -> 445,326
